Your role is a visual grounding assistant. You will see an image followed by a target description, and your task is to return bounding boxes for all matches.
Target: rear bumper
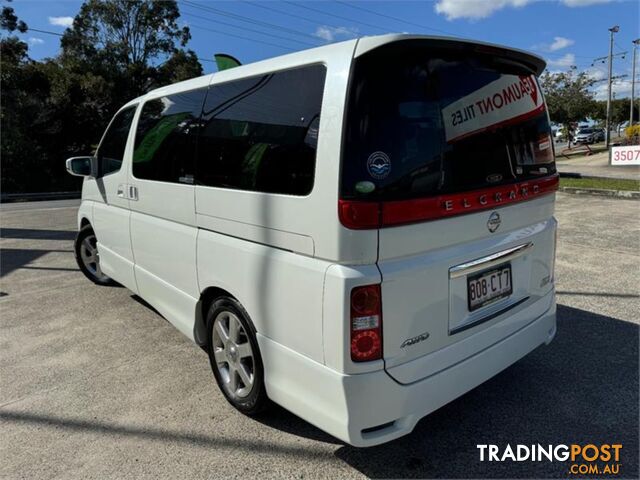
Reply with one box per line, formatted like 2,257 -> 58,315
259,294 -> 556,447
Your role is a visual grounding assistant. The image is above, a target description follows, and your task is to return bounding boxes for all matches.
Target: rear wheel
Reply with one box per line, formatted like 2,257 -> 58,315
74,224 -> 113,285
206,297 -> 268,415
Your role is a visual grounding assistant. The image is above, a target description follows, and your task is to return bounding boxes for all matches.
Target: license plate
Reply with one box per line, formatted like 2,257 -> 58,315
467,263 -> 512,311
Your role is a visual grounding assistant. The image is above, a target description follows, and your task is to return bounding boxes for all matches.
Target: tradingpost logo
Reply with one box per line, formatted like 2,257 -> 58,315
477,444 -> 623,475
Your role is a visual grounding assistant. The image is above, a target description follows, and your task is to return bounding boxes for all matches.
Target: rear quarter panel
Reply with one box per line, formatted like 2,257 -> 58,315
197,229 -> 332,363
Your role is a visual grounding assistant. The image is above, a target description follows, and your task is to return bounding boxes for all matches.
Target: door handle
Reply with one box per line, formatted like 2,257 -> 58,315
117,184 -> 137,200
128,185 -> 138,201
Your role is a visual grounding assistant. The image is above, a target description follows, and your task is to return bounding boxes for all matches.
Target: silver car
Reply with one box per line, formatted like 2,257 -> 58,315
575,128 -> 596,144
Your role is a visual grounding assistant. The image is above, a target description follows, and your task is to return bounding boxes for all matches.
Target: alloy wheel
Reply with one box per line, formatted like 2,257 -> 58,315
79,234 -> 108,282
211,311 -> 255,399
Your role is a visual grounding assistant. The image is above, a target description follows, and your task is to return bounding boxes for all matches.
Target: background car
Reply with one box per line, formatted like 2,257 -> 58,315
594,128 -> 605,142
574,128 -> 596,144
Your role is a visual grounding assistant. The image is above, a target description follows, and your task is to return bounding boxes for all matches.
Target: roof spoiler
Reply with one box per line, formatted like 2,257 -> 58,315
355,35 -> 546,76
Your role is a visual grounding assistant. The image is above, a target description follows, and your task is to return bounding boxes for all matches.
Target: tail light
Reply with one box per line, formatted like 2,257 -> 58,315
535,133 -> 554,164
350,284 -> 382,362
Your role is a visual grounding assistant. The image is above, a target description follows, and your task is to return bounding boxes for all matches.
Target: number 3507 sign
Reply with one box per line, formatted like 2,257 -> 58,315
610,145 -> 640,165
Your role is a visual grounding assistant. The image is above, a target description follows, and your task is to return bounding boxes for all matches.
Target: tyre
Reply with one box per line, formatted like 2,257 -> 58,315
74,224 -> 114,285
206,297 -> 268,415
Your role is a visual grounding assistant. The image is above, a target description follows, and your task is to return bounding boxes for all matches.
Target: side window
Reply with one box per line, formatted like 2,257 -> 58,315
133,88 -> 207,183
97,106 -> 136,176
197,64 -> 326,195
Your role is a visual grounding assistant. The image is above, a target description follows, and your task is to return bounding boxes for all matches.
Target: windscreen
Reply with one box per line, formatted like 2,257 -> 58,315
341,43 -> 556,201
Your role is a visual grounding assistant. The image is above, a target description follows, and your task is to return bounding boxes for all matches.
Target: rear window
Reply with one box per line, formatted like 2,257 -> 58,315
342,43 -> 556,201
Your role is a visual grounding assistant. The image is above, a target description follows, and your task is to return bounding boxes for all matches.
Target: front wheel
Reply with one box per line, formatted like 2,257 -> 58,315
74,224 -> 114,285
206,297 -> 268,415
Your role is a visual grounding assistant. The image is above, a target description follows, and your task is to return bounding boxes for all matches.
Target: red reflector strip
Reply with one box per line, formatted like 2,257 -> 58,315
339,174 -> 559,229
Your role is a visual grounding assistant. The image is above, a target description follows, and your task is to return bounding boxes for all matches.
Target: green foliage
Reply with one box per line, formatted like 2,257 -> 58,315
560,177 -> 640,192
1,1 -> 27,33
539,70 -> 596,127
59,0 -> 196,107
610,99 -> 629,125
1,0 -> 204,194
589,98 -> 638,125
156,49 -> 203,86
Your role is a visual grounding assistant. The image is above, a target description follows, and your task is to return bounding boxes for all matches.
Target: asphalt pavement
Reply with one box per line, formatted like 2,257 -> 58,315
1,194 -> 638,479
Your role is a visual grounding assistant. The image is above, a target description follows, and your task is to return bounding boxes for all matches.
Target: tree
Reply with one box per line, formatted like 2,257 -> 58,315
539,69 -> 596,143
60,0 -> 194,100
1,0 -> 27,33
63,0 -> 189,65
156,49 -> 203,85
1,0 -> 204,194
55,0 -> 203,174
0,39 -> 75,193
590,98 -> 639,133
611,98 -> 636,133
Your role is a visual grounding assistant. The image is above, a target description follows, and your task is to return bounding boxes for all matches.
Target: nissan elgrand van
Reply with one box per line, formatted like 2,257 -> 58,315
66,35 -> 558,447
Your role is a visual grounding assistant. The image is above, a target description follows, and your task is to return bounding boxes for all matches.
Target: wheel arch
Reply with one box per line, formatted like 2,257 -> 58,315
195,286 -> 238,345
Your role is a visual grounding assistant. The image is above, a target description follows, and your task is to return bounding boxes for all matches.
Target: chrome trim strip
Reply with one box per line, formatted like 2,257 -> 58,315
449,242 -> 533,279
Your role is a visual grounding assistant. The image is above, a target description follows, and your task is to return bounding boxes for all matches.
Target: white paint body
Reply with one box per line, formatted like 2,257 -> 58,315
76,35 -> 557,447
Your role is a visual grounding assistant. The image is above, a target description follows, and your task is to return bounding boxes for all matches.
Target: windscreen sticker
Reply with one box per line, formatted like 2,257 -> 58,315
367,151 -> 391,179
441,74 -> 545,143
355,181 -> 376,194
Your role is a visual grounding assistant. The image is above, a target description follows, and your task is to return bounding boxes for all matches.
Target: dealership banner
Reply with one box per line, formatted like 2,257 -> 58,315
442,74 -> 545,143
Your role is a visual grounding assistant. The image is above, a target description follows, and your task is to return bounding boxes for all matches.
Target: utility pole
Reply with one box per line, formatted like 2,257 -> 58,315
631,39 -> 640,128
605,25 -> 619,148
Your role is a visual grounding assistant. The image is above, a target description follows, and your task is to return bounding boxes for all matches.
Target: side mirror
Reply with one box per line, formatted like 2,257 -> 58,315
65,156 -> 96,177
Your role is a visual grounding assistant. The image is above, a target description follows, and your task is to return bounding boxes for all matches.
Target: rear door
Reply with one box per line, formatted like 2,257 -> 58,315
341,40 -> 558,381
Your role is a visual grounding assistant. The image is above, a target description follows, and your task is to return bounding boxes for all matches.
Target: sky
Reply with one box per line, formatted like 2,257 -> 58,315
10,0 -> 640,100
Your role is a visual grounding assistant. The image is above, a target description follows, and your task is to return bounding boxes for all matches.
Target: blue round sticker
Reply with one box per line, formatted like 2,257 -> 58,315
367,151 -> 391,180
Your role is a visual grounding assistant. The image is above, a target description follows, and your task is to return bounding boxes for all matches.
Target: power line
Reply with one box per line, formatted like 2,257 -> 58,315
613,40 -> 629,57
543,50 -> 606,60
335,0 -> 455,36
283,1 -> 388,33
188,23 -> 295,52
242,0 -> 346,30
591,74 -> 628,84
26,28 -> 63,37
24,10 -> 305,58
592,51 -> 627,65
181,0 -> 320,42
24,25 -> 217,64
181,9 -> 317,47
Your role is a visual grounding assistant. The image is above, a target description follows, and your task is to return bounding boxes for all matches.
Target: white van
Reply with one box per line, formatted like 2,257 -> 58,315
66,34 -> 558,447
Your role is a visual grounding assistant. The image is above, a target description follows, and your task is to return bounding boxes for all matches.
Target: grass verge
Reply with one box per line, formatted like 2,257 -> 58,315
560,177 -> 640,192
